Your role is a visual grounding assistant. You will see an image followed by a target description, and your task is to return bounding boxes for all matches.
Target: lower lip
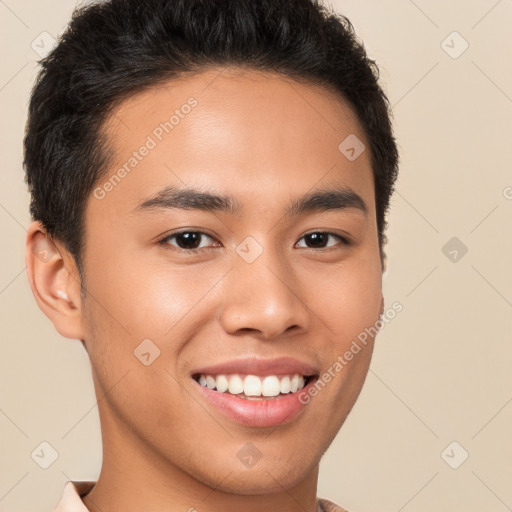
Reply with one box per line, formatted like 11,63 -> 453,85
193,378 -> 317,427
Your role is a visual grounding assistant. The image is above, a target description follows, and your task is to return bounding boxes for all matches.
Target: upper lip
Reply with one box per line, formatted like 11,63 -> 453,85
190,357 -> 320,378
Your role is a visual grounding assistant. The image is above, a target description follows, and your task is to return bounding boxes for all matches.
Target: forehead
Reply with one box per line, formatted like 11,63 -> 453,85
92,67 -> 373,217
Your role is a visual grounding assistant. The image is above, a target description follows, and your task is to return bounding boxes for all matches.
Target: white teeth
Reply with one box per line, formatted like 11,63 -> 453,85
243,375 -> 262,396
261,376 -> 281,397
228,375 -> 244,394
205,375 -> 216,389
290,374 -> 300,393
216,375 -> 229,393
196,372 -> 309,397
280,375 -> 291,394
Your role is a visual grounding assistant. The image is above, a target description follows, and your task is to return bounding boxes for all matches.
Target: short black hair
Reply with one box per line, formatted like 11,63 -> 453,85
24,0 -> 399,279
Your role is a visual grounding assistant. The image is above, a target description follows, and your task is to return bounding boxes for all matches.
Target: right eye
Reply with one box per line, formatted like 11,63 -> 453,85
158,231 -> 221,252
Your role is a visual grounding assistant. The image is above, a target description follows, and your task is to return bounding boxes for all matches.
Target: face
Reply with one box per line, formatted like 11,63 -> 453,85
51,68 -> 383,494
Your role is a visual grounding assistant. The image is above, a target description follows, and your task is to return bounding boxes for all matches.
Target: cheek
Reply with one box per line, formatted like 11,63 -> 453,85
83,243 -> 214,339
303,250 -> 381,411
303,253 -> 382,340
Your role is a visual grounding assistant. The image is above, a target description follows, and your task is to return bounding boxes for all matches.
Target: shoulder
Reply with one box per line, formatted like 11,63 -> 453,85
53,480 -> 96,511
317,497 -> 350,512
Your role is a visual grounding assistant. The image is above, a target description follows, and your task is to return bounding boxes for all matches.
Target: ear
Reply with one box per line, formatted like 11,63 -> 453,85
25,221 -> 86,340
380,248 -> 387,275
379,249 -> 386,317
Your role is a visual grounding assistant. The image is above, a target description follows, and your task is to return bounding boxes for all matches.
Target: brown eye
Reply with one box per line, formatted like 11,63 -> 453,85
296,232 -> 349,249
161,231 -> 217,251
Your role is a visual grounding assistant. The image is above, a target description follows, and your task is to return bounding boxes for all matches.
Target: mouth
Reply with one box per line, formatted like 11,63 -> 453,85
191,372 -> 320,427
189,356 -> 321,427
192,372 -> 319,400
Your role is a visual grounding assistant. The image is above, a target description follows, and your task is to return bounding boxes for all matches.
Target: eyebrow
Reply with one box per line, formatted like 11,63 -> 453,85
131,184 -> 368,217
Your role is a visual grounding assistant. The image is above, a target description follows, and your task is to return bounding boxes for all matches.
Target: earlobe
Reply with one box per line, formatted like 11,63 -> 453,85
25,221 -> 85,340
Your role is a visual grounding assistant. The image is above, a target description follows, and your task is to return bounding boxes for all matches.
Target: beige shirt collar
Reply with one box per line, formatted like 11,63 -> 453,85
54,481 -> 94,512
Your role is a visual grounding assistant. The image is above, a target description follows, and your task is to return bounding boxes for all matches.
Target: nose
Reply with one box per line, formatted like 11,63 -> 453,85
219,248 -> 310,340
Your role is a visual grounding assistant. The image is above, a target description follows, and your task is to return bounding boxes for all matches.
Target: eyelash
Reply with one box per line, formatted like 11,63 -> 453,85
157,230 -> 351,254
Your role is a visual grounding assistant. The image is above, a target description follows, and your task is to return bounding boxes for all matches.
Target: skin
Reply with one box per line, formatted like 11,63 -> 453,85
26,67 -> 384,512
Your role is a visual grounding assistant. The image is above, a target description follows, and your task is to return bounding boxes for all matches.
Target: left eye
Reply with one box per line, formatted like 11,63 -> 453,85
296,232 -> 348,249
159,231 -> 349,252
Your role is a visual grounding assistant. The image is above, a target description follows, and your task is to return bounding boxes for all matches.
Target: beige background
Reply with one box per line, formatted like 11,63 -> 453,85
1,1 -> 511,511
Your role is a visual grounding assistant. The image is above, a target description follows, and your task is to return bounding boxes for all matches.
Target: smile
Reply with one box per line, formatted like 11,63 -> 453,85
192,372 -> 319,427
193,373 -> 313,399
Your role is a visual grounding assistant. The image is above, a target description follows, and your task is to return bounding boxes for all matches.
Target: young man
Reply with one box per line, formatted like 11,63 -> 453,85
24,0 -> 399,510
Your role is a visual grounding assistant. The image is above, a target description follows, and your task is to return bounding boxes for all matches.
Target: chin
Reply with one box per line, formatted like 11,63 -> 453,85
197,453 -> 318,495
